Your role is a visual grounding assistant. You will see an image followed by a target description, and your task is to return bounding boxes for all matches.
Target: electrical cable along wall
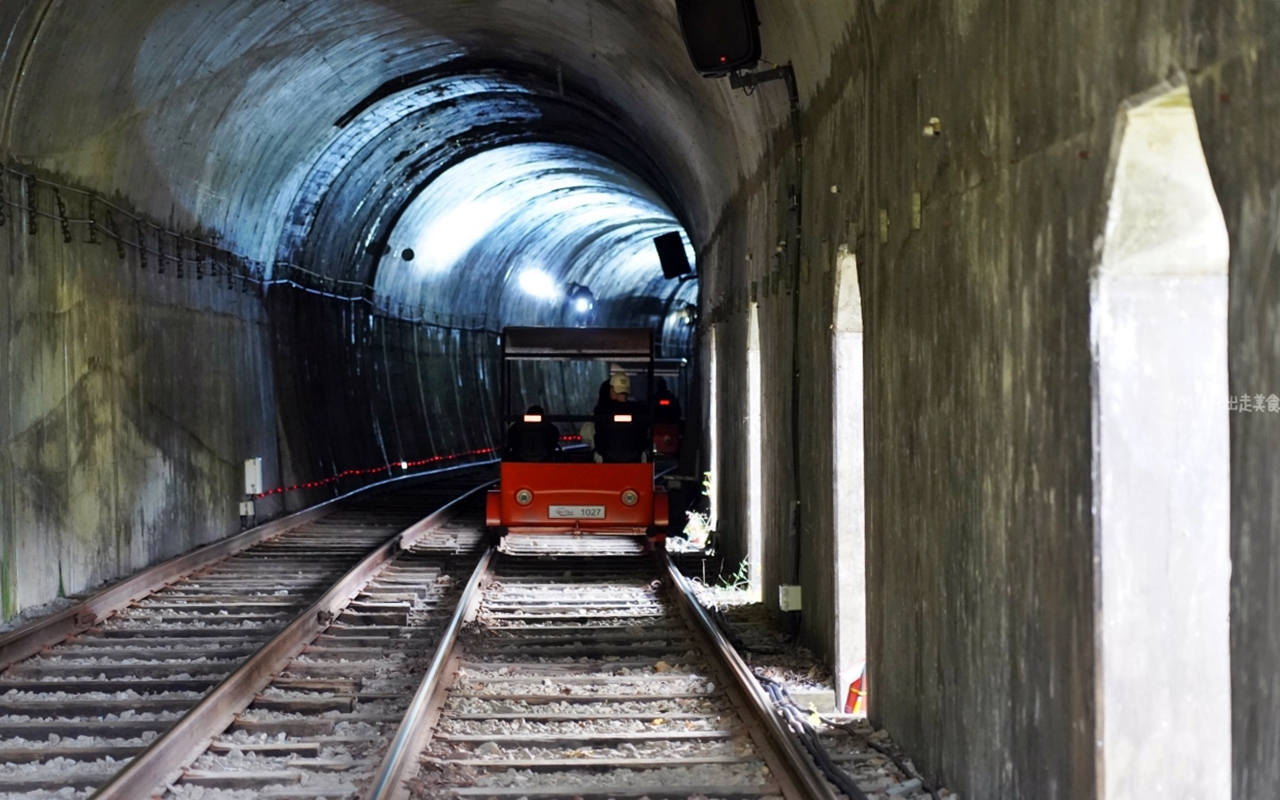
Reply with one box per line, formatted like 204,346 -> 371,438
0,160 -> 281,619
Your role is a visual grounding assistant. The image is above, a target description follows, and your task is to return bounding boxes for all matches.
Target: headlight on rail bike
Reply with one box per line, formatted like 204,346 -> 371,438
515,488 -> 534,506
620,489 -> 640,507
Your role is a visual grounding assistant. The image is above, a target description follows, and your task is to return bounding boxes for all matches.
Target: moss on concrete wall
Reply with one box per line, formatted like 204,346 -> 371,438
0,167 -> 282,613
1189,1 -> 1280,792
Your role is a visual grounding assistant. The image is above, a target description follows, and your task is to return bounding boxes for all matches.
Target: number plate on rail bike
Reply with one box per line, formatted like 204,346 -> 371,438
548,505 -> 607,519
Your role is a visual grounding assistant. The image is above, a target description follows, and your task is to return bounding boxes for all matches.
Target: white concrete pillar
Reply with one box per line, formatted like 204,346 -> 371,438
747,302 -> 763,597
707,324 -> 720,531
833,245 -> 867,710
1092,84 -> 1231,800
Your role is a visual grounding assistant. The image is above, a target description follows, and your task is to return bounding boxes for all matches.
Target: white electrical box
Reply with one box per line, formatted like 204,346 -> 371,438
239,500 -> 255,517
779,585 -> 803,612
244,457 -> 263,496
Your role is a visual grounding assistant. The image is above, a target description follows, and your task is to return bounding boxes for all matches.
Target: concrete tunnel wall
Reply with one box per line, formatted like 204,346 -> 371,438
700,1 -> 1280,798
2,1 -> 1280,799
0,0 -> 725,614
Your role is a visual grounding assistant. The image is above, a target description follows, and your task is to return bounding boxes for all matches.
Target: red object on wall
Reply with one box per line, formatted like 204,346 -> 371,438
845,665 -> 867,714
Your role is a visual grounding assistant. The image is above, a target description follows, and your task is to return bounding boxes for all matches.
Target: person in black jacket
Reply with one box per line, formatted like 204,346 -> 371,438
653,377 -> 682,422
505,405 -> 560,462
593,373 -> 649,462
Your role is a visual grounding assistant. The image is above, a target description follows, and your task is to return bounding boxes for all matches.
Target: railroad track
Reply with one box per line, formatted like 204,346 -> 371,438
0,468 -> 491,799
154,508 -> 488,799
369,554 -> 835,800
110,552 -> 833,799
1,483 -> 841,799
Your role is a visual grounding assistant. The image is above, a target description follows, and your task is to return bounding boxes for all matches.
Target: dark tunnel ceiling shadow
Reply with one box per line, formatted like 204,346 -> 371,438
372,142 -> 699,332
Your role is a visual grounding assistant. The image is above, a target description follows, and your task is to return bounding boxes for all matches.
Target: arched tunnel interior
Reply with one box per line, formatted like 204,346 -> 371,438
3,1 -> 1280,797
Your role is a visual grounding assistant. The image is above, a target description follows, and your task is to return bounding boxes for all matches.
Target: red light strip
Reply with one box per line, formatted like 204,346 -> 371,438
253,447 -> 499,498
252,435 -> 585,498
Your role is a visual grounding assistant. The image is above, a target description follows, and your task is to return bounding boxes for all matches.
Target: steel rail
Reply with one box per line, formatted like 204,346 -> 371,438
364,547 -> 494,800
89,481 -> 493,800
662,552 -> 839,800
0,459 -> 493,670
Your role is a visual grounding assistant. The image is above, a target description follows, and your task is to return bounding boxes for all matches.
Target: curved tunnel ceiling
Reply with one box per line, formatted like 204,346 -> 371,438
285,65 -> 691,292
2,0 -> 788,336
372,142 -> 698,333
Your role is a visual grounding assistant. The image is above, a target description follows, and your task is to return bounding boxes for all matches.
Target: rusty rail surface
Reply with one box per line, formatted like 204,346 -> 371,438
89,481 -> 493,800
0,460 -> 493,670
663,552 -> 839,800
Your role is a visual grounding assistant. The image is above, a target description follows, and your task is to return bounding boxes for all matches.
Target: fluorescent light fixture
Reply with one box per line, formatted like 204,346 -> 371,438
413,197 -> 508,274
518,268 -> 560,299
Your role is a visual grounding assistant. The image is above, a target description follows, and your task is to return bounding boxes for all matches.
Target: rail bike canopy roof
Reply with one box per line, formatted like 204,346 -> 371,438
620,357 -> 686,377
501,327 -> 654,361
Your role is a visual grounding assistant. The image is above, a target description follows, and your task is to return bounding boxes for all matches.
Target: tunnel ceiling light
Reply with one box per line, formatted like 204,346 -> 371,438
373,143 -> 695,325
518,268 -> 561,299
673,303 -> 697,326
566,283 -> 595,317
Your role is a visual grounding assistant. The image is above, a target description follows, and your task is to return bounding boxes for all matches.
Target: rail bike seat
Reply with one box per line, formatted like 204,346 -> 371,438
505,417 -> 561,462
593,413 -> 650,463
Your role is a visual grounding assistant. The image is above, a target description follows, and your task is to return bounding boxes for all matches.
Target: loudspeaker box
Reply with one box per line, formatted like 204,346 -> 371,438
654,231 -> 693,279
675,0 -> 761,77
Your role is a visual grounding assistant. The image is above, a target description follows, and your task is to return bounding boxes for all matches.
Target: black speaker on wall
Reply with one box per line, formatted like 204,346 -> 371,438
675,0 -> 761,77
654,232 -> 693,279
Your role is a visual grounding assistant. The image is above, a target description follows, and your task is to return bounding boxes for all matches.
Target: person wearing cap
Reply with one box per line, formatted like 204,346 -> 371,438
592,372 -> 649,462
589,371 -> 635,420
605,371 -> 633,406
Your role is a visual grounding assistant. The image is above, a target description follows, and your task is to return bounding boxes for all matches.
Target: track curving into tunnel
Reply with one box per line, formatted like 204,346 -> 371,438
1,0 -> 755,621
0,469 -> 493,798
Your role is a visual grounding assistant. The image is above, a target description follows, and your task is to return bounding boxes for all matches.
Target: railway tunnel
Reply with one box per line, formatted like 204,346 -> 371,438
1,1 -> 1278,798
